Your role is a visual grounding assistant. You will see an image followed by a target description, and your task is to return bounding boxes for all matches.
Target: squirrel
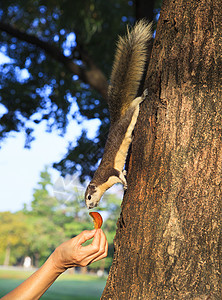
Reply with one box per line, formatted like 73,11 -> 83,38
85,20 -> 152,209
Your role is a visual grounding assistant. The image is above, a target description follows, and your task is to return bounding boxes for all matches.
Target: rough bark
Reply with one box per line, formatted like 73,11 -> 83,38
102,0 -> 222,299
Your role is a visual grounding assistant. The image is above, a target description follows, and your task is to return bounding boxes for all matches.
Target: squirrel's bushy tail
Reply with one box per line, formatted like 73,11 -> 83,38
108,20 -> 152,125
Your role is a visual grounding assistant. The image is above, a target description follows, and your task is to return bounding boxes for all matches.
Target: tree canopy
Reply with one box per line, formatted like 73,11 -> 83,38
0,0 -> 161,180
0,0 -> 135,180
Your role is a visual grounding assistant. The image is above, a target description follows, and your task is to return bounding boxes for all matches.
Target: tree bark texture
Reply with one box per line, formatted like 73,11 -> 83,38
102,0 -> 221,299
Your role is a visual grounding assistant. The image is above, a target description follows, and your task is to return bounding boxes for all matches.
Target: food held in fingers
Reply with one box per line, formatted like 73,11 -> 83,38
89,212 -> 103,229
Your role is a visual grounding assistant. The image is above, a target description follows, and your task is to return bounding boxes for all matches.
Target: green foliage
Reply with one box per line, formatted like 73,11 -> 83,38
0,168 -> 122,270
64,222 -> 91,239
24,215 -> 66,266
0,211 -> 30,265
31,167 -> 59,216
0,0 -> 133,180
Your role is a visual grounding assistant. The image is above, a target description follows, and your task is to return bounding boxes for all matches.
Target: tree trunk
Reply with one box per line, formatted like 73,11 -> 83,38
34,253 -> 40,268
80,266 -> 87,275
3,245 -> 11,266
102,0 -> 222,299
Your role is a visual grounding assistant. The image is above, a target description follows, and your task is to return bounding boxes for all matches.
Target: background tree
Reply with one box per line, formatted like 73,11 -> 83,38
30,167 -> 59,216
0,0 -> 157,181
102,0 -> 222,298
25,215 -> 65,267
0,168 -> 122,270
0,212 -> 29,266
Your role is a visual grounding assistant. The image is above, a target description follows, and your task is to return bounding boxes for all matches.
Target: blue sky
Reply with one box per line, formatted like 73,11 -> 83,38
0,123 -> 66,212
0,52 -> 100,212
0,116 -> 100,212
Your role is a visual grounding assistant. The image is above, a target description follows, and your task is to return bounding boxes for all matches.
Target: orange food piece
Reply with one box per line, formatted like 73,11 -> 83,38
89,212 -> 103,229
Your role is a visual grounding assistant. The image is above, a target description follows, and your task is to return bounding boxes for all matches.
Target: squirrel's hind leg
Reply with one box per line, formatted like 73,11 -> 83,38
130,89 -> 148,108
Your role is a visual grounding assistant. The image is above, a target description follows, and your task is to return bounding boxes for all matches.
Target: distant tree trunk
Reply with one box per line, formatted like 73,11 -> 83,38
81,266 -> 87,274
68,267 -> 75,274
34,253 -> 40,268
100,257 -> 106,272
3,245 -> 11,266
102,0 -> 222,299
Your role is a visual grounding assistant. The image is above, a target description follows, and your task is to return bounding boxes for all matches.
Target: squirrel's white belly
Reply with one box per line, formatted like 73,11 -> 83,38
114,104 -> 140,171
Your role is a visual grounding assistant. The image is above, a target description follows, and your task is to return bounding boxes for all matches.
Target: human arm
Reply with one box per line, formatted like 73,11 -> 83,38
1,229 -> 108,300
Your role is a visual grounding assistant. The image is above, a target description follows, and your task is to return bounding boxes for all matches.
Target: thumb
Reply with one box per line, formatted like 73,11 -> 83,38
78,230 -> 97,245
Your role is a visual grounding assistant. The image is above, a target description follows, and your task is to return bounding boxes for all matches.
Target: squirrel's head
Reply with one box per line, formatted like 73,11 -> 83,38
85,183 -> 102,209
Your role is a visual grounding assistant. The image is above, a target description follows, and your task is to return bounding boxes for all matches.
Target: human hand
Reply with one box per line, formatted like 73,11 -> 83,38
50,229 -> 108,273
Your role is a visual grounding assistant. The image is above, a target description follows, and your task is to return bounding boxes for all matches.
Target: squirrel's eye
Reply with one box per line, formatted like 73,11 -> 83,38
88,195 -> 91,200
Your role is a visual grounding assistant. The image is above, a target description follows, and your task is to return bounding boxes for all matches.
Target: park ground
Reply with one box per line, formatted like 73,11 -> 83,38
0,267 -> 106,299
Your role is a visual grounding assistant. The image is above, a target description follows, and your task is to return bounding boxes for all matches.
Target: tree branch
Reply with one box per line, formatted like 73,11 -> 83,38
0,21 -> 108,99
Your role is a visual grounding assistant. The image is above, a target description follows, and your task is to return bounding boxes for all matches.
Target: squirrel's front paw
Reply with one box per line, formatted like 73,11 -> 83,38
122,170 -> 127,176
119,171 -> 127,190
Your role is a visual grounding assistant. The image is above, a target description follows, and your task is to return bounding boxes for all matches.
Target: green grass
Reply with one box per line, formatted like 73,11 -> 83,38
0,269 -> 106,299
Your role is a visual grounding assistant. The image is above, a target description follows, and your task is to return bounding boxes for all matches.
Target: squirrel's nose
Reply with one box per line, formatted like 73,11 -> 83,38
88,202 -> 98,209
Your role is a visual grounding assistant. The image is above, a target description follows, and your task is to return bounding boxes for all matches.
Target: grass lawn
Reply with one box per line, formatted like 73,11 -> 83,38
0,269 -> 106,299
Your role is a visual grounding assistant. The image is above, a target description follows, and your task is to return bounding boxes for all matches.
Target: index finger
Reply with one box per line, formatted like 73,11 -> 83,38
83,229 -> 102,252
81,229 -> 108,264
77,229 -> 97,246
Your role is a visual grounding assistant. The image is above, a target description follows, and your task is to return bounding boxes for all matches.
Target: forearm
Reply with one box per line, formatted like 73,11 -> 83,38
1,230 -> 108,300
1,255 -> 62,300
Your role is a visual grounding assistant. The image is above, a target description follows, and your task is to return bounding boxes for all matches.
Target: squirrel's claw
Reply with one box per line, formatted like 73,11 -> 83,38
142,88 -> 149,100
